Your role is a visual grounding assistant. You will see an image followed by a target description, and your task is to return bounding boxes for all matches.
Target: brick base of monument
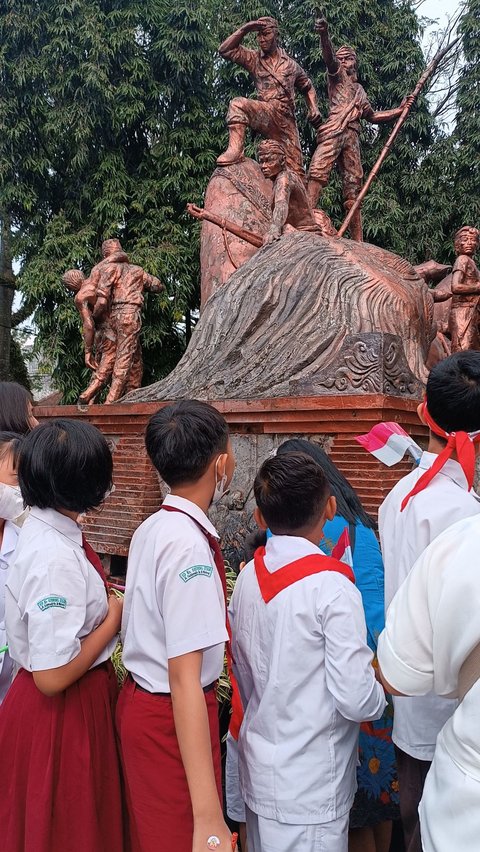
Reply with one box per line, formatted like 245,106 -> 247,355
35,394 -> 427,558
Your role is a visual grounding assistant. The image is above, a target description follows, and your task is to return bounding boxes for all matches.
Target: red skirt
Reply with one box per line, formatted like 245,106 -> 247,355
0,663 -> 125,852
116,677 -> 222,852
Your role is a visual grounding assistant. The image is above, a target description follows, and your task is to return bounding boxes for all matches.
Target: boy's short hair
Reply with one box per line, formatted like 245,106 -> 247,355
254,452 -> 330,535
19,419 -> 113,512
427,352 -> 480,434
145,400 -> 229,487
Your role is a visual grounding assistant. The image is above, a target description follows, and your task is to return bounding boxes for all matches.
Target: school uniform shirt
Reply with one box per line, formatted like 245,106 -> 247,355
378,451 -> 480,760
229,534 -> 386,825
121,494 -> 228,692
5,508 -> 116,672
377,514 -> 480,850
0,520 -> 19,701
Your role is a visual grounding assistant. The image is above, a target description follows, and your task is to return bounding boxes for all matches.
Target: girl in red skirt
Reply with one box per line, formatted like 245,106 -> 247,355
0,418 -> 124,852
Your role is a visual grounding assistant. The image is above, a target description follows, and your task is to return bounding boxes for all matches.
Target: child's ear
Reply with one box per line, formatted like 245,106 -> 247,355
254,506 -> 268,530
215,452 -> 228,477
325,495 -> 337,522
417,402 -> 427,425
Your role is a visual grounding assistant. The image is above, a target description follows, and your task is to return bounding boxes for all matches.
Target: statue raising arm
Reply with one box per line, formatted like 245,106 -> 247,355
314,17 -> 340,76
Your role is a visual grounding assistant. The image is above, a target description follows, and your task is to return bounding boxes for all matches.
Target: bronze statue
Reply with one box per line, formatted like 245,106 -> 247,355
307,17 -> 414,241
63,268 -> 118,405
257,140 -> 336,242
64,239 -> 163,404
449,226 -> 480,353
217,17 -> 321,178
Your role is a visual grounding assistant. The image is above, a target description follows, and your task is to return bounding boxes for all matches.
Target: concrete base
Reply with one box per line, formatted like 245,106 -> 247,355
35,395 -> 427,562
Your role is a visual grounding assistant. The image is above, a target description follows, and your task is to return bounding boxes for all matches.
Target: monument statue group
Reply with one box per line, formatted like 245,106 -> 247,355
63,16 -> 479,405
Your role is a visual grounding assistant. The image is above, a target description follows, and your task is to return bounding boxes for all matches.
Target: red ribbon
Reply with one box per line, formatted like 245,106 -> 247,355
400,401 -> 480,511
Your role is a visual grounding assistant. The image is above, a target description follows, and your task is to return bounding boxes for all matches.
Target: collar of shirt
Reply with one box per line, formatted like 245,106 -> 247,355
162,494 -> 219,539
28,507 -> 83,546
0,520 -> 19,568
419,450 -> 472,492
264,534 -> 324,571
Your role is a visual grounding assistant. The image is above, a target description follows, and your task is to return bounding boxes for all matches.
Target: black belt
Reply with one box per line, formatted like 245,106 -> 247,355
131,676 -> 215,696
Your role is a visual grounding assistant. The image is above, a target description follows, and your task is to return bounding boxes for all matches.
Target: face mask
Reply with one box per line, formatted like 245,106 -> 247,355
0,483 -> 24,521
211,457 -> 229,505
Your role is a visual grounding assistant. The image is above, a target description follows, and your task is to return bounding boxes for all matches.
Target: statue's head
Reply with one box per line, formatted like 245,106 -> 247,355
258,139 -> 286,179
336,45 -> 357,77
62,268 -> 85,293
257,17 -> 279,55
102,238 -> 123,258
454,226 -> 479,257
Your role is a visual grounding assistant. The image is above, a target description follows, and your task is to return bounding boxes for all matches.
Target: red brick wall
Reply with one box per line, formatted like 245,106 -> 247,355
35,395 -> 427,556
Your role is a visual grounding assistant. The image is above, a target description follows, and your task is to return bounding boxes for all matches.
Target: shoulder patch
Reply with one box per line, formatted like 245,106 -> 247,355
179,565 -> 214,583
37,595 -> 67,612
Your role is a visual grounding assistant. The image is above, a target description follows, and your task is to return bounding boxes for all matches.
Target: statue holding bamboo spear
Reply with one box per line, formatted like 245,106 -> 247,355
307,17 -> 415,241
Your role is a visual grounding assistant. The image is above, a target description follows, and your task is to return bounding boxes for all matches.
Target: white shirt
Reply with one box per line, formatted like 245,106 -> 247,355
5,508 -> 116,671
378,452 -> 480,760
0,520 -> 19,701
229,535 -> 386,824
378,514 -> 480,783
121,495 -> 228,692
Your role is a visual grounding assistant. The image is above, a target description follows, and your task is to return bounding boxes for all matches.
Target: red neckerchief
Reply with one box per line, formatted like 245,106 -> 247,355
82,534 -> 108,591
400,401 -> 480,511
253,545 -> 355,603
159,503 -> 244,740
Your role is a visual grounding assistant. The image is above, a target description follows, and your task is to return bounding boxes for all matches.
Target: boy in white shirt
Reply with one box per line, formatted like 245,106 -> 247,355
118,400 -> 237,852
378,513 -> 480,852
378,351 -> 480,852
229,451 -> 385,852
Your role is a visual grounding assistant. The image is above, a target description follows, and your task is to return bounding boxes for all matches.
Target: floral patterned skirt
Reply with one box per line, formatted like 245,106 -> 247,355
350,698 -> 400,828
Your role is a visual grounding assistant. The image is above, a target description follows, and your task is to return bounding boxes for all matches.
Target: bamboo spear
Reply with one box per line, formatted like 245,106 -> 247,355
338,37 -> 460,239
186,203 -> 264,248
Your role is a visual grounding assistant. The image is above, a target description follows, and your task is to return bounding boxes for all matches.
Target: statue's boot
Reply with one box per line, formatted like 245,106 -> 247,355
344,200 -> 363,242
216,123 -> 246,166
78,377 -> 105,406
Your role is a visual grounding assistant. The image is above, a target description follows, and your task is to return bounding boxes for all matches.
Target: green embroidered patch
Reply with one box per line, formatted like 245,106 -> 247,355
179,565 -> 214,583
37,595 -> 67,612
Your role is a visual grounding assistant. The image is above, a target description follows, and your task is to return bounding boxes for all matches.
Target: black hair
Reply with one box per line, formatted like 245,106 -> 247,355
243,529 -> 267,562
277,438 -> 374,529
0,431 -> 24,468
145,400 -> 229,487
427,352 -> 480,434
0,382 -> 34,434
18,419 -> 113,512
254,452 -> 330,534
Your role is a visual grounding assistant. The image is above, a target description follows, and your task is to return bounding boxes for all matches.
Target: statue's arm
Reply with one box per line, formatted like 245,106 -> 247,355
314,18 -> 339,76
297,71 -> 322,127
143,272 -> 164,293
219,21 -> 260,64
451,257 -> 480,294
76,300 -> 96,368
365,94 -> 415,124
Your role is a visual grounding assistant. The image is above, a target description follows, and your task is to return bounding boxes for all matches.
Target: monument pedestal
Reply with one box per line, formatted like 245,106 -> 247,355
36,395 -> 427,560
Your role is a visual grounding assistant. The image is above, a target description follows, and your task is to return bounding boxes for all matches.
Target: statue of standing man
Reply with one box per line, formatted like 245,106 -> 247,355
307,17 -> 414,241
217,17 -> 322,178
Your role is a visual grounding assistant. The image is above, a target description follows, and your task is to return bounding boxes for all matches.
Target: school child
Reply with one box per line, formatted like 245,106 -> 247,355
0,419 -> 124,852
0,431 -> 24,703
378,351 -> 480,852
117,399 -> 237,852
377,513 -> 480,852
229,452 -> 386,852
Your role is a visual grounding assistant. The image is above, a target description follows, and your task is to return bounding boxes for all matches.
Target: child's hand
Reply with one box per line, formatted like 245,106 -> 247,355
193,820 -> 237,852
106,592 -> 123,633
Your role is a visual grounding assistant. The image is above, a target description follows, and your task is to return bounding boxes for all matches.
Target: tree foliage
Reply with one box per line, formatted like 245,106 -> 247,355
0,0 -> 476,399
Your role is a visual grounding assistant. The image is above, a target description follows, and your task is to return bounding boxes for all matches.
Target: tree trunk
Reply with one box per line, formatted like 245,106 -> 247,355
0,214 -> 15,380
